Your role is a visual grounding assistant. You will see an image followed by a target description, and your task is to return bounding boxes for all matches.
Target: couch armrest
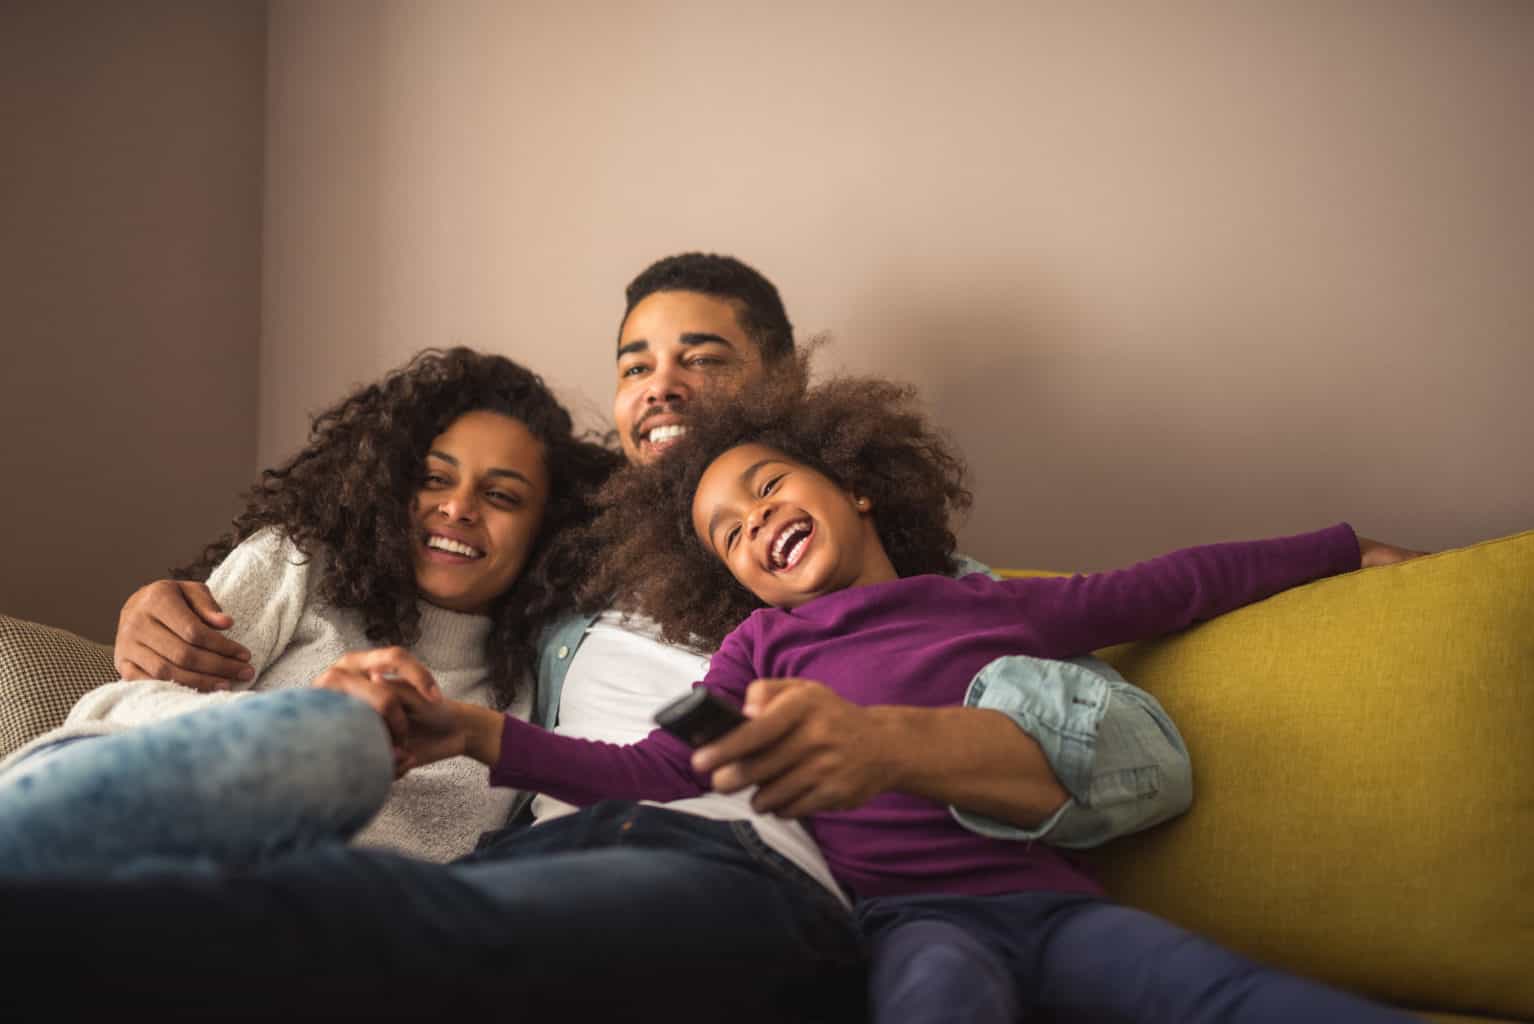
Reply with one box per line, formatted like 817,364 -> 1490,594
0,614 -> 119,758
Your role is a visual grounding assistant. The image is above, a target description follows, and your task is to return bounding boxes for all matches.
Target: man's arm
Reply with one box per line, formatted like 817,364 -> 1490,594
693,678 -> 1070,827
114,579 -> 253,689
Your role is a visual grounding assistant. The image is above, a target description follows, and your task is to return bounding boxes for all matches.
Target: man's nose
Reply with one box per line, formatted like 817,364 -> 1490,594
644,361 -> 691,404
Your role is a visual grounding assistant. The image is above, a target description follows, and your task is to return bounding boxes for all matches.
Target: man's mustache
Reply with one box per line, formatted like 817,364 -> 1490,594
633,401 -> 687,441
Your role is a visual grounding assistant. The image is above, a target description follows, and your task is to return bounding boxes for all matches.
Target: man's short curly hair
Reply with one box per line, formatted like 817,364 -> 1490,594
177,347 -> 620,707
621,252 -> 795,364
579,354 -> 971,650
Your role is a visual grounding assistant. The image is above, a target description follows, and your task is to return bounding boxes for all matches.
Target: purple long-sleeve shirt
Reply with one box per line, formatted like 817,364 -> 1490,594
492,523 -> 1360,900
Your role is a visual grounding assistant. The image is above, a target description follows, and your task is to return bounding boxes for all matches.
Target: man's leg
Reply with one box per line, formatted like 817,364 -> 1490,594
859,896 -> 1020,1024
0,802 -> 864,1022
1033,897 -> 1417,1023
0,689 -> 391,874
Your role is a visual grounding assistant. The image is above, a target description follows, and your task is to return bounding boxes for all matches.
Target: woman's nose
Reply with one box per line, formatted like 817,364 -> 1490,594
438,487 -> 479,522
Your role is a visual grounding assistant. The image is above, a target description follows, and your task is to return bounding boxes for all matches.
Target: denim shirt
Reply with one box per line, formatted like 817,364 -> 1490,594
512,556 -> 1192,848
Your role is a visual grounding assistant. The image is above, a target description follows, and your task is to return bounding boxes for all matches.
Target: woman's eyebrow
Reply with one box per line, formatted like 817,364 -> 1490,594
429,452 -> 532,486
485,468 -> 534,485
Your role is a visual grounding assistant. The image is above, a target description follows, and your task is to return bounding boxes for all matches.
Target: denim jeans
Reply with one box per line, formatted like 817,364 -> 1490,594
858,891 -> 1416,1024
0,689 -> 392,874
0,802 -> 864,1022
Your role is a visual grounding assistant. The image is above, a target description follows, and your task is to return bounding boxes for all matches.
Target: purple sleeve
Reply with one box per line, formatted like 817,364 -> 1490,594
487,717 -> 704,805
999,522 -> 1360,658
486,623 -> 762,805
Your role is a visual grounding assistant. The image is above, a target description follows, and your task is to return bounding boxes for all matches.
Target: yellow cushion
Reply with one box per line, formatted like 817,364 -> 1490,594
1005,531 -> 1532,1020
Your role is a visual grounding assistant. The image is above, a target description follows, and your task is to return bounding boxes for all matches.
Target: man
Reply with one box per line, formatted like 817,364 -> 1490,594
12,254 -> 1191,1019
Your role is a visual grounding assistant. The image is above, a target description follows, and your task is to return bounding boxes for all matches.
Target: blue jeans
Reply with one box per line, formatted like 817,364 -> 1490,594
0,802 -> 863,1021
858,892 -> 1416,1023
0,691 -> 862,1020
0,689 -> 392,874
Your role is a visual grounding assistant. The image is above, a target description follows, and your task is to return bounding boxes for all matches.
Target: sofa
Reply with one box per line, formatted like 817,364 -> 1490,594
3,528 -> 1530,1022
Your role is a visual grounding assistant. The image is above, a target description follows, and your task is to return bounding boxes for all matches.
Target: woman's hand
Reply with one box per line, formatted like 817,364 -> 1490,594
313,648 -> 459,776
1357,536 -> 1429,568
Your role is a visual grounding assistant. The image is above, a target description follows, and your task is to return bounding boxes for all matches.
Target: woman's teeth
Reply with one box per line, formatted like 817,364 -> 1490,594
426,535 -> 483,558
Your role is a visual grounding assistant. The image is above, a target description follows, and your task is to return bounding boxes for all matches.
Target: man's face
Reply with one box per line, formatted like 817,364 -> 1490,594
614,290 -> 766,465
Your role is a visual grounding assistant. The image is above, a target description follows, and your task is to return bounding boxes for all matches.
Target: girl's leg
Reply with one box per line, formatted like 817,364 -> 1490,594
1035,899 -> 1417,1023
0,689 -> 392,875
858,896 -> 1023,1024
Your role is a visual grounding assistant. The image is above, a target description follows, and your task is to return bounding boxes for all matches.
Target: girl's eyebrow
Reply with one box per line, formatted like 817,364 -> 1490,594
704,458 -> 784,543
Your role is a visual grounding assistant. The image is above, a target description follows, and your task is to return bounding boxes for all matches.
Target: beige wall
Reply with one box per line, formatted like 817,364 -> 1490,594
6,1 -> 1527,648
261,0 -> 1532,572
0,1 -> 265,641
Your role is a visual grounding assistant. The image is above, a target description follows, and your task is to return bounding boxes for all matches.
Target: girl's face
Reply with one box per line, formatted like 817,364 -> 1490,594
691,443 -> 896,610
412,410 -> 549,615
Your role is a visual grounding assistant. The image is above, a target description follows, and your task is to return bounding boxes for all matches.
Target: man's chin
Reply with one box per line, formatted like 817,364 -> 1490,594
634,438 -> 685,464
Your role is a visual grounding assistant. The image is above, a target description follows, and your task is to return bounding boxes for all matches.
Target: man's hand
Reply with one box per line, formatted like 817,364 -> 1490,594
114,580 -> 253,690
312,648 -> 458,776
691,678 -> 903,818
1358,536 -> 1429,568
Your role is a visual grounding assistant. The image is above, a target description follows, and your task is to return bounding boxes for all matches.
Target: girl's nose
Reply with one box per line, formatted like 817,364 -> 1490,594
747,502 -> 774,540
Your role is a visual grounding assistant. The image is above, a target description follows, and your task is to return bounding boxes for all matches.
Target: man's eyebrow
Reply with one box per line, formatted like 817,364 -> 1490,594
617,333 -> 738,361
427,451 -> 533,486
704,458 -> 782,548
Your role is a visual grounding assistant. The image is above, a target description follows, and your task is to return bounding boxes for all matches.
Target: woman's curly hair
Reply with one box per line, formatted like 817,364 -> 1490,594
176,347 -> 621,707
577,352 -> 972,650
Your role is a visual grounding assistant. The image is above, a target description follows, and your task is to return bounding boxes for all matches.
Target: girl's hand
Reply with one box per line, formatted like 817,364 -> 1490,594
1357,536 -> 1429,568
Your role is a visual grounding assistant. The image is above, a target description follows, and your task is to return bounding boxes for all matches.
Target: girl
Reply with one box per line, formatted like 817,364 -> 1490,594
0,347 -> 618,870
393,362 -> 1419,1022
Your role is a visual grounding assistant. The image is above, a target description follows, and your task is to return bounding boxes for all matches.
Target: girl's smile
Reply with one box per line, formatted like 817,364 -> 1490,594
691,442 -> 896,609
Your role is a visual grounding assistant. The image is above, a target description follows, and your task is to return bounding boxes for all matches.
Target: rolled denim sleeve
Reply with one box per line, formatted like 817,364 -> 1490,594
952,654 -> 1193,849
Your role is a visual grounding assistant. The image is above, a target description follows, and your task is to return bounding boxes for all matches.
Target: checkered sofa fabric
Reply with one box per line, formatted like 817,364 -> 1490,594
0,614 -> 118,758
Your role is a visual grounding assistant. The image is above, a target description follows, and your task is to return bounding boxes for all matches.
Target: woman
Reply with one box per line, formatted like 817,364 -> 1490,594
0,347 -> 618,870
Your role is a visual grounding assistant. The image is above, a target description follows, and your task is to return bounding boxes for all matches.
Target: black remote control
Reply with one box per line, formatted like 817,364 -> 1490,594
653,688 -> 747,747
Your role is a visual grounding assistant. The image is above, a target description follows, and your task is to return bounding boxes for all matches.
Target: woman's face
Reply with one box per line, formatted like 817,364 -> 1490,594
412,410 -> 549,615
690,442 -> 895,609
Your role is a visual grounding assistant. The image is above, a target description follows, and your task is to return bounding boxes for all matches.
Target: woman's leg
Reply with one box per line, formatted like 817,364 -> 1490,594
1034,898 -> 1417,1023
0,689 -> 392,875
0,803 -> 865,1022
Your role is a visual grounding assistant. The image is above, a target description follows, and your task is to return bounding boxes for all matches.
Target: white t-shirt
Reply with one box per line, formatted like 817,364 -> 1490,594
532,610 -> 846,905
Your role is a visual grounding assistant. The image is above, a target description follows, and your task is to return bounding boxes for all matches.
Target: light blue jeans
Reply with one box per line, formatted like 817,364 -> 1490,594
0,689 -> 392,875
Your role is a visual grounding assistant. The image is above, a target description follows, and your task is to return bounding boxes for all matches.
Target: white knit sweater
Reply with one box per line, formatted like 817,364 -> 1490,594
6,528 -> 525,863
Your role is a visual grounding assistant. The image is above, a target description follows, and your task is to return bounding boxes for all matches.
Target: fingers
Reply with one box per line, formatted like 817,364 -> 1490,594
160,585 -> 249,663
114,618 -> 253,687
114,639 -> 246,691
692,706 -> 800,776
342,648 -> 443,700
178,581 -> 234,630
313,666 -> 411,742
114,579 -> 251,685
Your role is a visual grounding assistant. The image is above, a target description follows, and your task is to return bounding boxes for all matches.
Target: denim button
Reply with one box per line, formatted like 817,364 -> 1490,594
557,645 -> 570,659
